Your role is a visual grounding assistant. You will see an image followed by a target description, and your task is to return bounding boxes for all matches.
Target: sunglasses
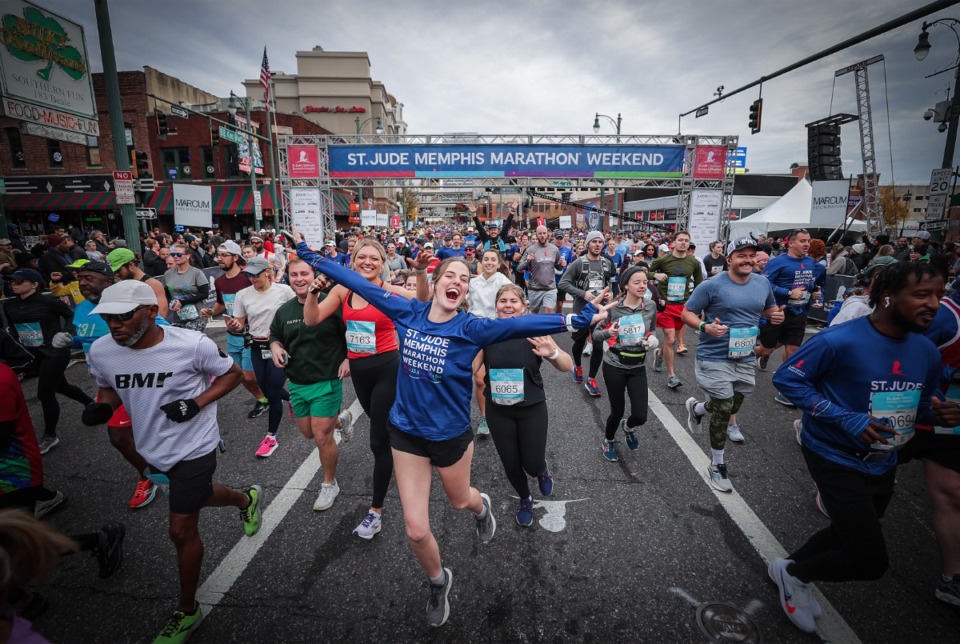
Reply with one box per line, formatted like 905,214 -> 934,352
217,253 -> 235,258
101,305 -> 147,322
170,252 -> 186,257
465,248 -> 475,253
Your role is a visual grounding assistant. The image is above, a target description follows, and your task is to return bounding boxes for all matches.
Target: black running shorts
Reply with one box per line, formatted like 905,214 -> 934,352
388,423 -> 473,468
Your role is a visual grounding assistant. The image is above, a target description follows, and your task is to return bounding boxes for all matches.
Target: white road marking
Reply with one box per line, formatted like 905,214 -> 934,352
669,586 -> 700,607
648,392 -> 861,644
533,498 -> 587,532
196,397 -> 364,617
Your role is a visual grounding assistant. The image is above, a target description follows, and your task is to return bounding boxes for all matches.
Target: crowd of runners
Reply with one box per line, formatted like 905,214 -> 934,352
1,208 -> 960,640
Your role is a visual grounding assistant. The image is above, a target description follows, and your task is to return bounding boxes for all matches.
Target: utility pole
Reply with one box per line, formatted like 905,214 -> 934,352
94,0 -> 139,254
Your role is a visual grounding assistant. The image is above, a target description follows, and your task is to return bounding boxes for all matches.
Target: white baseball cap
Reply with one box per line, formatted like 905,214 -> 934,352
219,240 -> 242,255
90,280 -> 158,315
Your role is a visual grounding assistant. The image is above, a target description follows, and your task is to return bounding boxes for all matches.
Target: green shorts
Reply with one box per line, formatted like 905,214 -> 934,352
288,379 -> 343,419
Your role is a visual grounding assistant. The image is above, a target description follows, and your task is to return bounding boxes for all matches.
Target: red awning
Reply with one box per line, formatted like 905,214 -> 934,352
2,191 -> 116,211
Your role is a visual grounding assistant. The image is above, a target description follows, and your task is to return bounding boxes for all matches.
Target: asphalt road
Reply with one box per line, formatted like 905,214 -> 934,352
22,324 -> 960,643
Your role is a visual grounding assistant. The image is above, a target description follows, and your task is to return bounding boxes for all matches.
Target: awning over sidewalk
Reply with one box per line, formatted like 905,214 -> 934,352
2,191 -> 116,211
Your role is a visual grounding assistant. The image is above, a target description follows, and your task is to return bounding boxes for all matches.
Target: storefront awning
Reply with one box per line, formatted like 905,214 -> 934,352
144,185 -> 276,216
2,191 -> 116,211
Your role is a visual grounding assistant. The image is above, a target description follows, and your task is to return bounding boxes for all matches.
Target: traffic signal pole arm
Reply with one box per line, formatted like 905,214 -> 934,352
146,93 -> 272,143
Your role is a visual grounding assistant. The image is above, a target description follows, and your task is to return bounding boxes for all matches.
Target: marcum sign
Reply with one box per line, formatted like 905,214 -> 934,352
328,144 -> 685,179
0,0 -> 97,119
173,183 -> 212,229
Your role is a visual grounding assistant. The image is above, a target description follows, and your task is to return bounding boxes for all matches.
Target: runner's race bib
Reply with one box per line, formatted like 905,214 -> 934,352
588,277 -> 605,293
178,303 -> 199,320
728,326 -> 759,359
791,285 -> 810,305
667,277 -> 686,302
619,314 -> 646,347
869,389 -> 920,448
935,383 -> 960,435
222,293 -> 236,317
14,322 -> 43,347
346,321 -> 377,355
489,368 -> 524,405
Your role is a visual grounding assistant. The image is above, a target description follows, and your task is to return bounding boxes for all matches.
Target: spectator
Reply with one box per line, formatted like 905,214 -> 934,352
868,244 -> 897,267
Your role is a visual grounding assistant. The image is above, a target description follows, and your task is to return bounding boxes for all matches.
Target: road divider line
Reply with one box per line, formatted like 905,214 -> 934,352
197,397 -> 364,617
648,392 -> 860,644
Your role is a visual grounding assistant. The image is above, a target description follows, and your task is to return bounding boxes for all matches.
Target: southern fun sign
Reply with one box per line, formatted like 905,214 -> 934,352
328,144 -> 685,179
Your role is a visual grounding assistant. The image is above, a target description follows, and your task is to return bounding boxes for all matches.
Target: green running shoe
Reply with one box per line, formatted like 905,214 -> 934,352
240,485 -> 263,537
153,603 -> 203,643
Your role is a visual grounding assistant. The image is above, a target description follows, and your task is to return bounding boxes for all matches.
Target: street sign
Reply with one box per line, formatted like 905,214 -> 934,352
135,208 -> 157,220
170,105 -> 188,118
113,170 -> 135,205
219,126 -> 245,145
695,105 -> 709,118
921,219 -> 957,231
253,190 -> 262,219
926,168 -> 953,221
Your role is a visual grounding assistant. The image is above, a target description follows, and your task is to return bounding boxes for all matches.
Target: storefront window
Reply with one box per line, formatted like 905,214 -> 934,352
225,146 -> 242,179
6,128 -> 25,168
86,135 -> 101,166
201,147 -> 216,179
161,147 -> 191,180
48,140 -> 63,168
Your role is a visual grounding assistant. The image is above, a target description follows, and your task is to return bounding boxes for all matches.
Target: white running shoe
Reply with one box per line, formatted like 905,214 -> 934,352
727,424 -> 745,444
313,480 -> 340,511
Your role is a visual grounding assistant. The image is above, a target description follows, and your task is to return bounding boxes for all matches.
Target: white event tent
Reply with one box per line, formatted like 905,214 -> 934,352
727,179 -> 867,238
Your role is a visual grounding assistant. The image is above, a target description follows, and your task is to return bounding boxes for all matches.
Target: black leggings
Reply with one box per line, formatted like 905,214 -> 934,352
571,326 -> 603,377
250,342 -> 287,436
602,362 -> 648,440
486,400 -> 548,499
789,447 -> 895,584
350,351 -> 398,509
33,350 -> 92,437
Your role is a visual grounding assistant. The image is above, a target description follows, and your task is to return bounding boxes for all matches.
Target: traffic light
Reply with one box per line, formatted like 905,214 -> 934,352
156,112 -> 169,138
807,123 -> 842,181
748,99 -> 763,134
133,151 -> 149,178
210,127 -> 220,146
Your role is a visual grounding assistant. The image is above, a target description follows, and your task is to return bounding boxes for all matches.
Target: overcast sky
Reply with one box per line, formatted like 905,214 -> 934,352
31,0 -> 960,185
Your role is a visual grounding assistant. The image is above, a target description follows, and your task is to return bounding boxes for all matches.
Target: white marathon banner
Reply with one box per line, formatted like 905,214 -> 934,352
173,183 -> 212,229
289,188 -> 324,247
810,180 -> 849,228
688,189 -> 723,258
360,209 -> 377,227
559,215 -> 572,229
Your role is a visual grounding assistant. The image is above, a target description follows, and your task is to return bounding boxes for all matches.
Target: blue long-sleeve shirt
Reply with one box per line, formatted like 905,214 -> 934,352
297,242 -> 589,440
762,253 -> 826,315
773,316 -> 941,475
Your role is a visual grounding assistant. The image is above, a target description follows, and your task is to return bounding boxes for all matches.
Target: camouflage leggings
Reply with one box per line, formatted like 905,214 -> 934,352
706,392 -> 745,450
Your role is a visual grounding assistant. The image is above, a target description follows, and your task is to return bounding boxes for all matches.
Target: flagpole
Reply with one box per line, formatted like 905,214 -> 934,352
259,47 -> 281,232
269,76 -> 283,224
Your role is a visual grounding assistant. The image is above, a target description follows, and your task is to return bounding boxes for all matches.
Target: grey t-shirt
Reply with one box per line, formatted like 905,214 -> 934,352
163,265 -> 209,319
684,272 -> 776,363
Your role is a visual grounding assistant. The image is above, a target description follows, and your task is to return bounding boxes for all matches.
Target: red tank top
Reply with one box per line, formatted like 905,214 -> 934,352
342,290 -> 399,359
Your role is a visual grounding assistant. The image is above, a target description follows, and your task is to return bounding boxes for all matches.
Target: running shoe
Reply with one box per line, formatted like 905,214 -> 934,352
814,490 -> 829,518
255,434 -> 279,458
426,568 -> 453,627
240,485 -> 263,537
130,478 -> 157,510
685,398 -> 703,434
619,418 -> 639,450
584,378 -> 602,397
338,410 -> 354,444
38,434 -> 59,455
154,602 -> 203,644
93,523 -> 125,579
936,573 -> 960,606
537,468 -> 553,497
727,424 -> 745,444
34,490 -> 65,519
476,417 -> 490,436
666,375 -> 682,389
706,463 -> 733,493
572,365 -> 583,384
774,392 -> 795,407
768,558 -> 817,633
793,419 -> 803,446
601,439 -> 618,462
247,399 -> 269,419
313,480 -> 340,511
677,344 -> 688,355
475,493 -> 496,543
516,497 -> 534,527
582,342 -> 593,357
653,348 -> 663,372
757,354 -> 769,371
353,511 -> 382,540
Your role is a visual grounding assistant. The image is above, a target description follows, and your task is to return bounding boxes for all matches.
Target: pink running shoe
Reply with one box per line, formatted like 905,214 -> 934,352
255,434 -> 279,458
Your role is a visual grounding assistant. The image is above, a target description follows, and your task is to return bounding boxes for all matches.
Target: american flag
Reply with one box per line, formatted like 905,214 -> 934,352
259,47 -> 271,108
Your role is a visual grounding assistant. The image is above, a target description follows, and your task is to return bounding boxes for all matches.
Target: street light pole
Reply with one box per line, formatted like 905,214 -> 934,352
916,18 -> 960,169
354,115 -> 383,222
230,92 -> 261,231
593,112 -> 622,230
